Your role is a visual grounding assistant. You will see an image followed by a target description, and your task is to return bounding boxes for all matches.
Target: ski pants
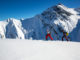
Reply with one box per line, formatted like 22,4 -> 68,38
46,34 -> 53,40
62,35 -> 68,41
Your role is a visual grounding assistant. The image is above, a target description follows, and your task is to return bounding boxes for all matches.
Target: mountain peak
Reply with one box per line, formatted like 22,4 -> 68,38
58,3 -> 63,5
8,18 -> 16,20
6,18 -> 19,23
53,3 -> 67,9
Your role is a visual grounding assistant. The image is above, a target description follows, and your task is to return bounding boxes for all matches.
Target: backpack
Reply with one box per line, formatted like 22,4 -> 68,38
66,32 -> 69,36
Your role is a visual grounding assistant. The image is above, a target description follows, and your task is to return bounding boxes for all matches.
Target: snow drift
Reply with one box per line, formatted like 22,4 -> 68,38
0,4 -> 80,41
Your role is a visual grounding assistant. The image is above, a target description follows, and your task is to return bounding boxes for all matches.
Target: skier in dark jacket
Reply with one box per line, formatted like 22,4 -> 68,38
62,30 -> 69,41
46,29 -> 53,40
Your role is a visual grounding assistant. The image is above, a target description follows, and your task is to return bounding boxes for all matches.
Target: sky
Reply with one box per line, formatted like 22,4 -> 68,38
0,0 -> 80,20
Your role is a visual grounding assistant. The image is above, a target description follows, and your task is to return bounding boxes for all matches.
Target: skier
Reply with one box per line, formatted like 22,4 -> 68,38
46,29 -> 53,40
62,30 -> 69,41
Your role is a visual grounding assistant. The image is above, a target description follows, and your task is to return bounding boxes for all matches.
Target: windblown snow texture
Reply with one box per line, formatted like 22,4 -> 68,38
0,4 -> 80,41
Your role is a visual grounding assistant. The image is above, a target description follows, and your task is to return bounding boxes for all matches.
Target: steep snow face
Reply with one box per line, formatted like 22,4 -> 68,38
39,4 -> 80,40
21,17 -> 44,39
41,4 -> 79,32
0,18 -> 25,39
6,18 -> 25,39
0,20 -> 8,38
0,4 -> 80,41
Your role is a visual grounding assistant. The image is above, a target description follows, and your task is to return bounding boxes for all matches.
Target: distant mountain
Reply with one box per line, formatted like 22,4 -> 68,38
0,4 -> 80,41
0,18 -> 25,39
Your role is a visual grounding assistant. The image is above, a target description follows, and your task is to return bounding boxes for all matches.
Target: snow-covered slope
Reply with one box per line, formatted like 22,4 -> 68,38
0,39 -> 80,60
0,4 -> 80,41
0,18 -> 25,39
38,4 -> 80,40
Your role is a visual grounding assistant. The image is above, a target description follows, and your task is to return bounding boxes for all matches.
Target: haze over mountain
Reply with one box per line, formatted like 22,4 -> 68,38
0,4 -> 80,41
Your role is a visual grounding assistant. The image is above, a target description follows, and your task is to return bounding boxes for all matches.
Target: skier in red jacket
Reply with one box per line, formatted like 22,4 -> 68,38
46,29 -> 53,40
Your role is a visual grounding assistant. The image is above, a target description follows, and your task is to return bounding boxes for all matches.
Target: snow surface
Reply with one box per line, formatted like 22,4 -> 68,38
0,39 -> 80,60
